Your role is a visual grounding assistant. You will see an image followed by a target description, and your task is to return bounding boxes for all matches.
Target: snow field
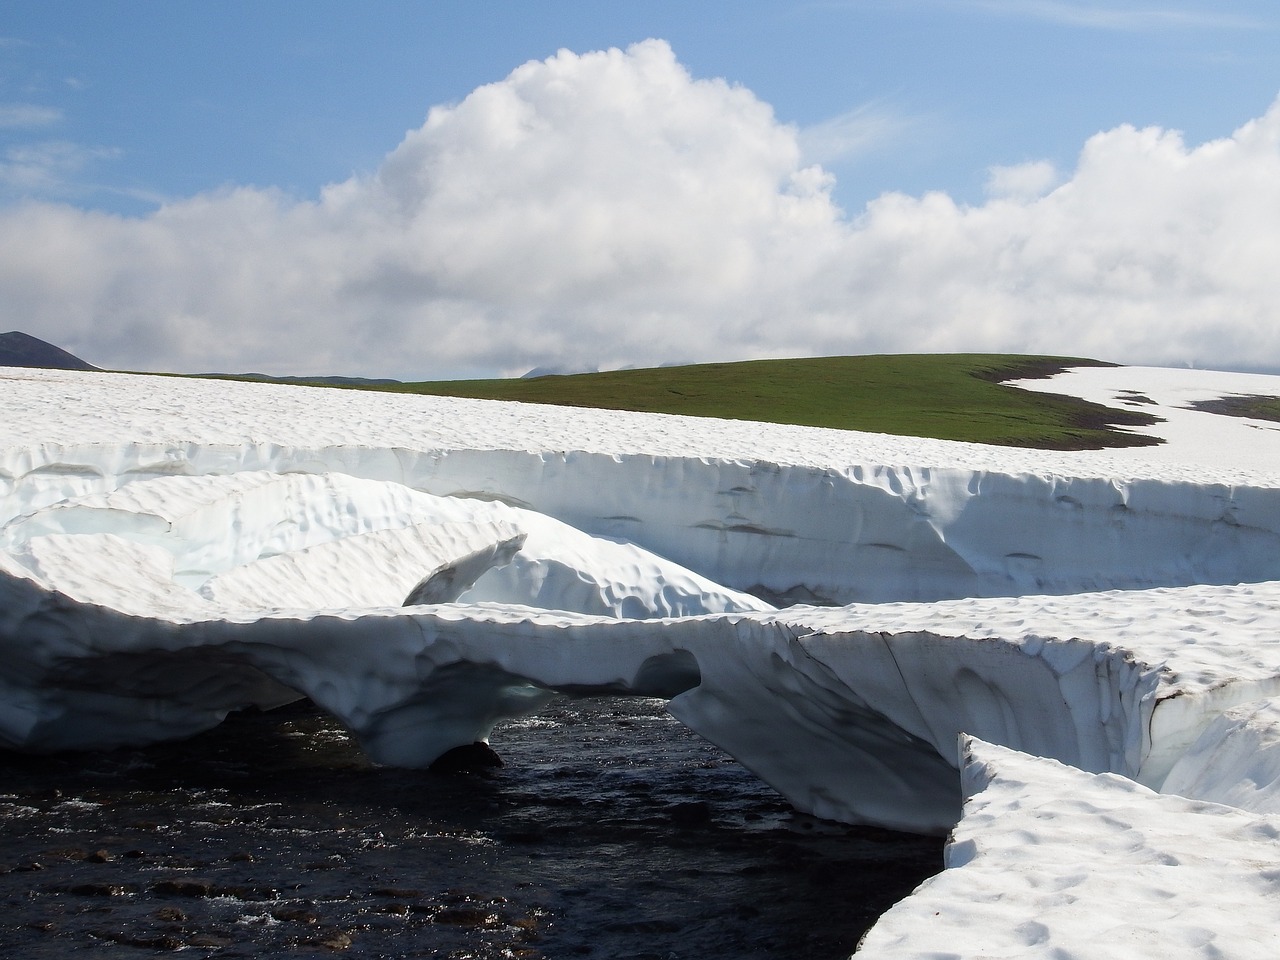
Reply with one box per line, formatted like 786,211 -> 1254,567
6,363 -> 1280,957
857,737 -> 1280,959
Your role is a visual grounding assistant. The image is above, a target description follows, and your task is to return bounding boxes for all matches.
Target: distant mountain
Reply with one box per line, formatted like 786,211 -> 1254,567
0,331 -> 98,371
521,363 -> 600,378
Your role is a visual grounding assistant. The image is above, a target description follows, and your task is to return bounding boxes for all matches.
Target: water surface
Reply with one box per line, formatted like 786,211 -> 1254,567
0,697 -> 942,958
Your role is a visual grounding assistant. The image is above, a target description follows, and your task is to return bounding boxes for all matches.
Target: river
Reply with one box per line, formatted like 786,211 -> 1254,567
0,696 -> 942,958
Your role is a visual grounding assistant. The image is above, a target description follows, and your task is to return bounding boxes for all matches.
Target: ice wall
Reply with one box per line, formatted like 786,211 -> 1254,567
5,367 -> 1280,841
0,561 -> 1173,833
1161,698 -> 1280,814
8,449 -> 1278,835
5,440 -> 1280,605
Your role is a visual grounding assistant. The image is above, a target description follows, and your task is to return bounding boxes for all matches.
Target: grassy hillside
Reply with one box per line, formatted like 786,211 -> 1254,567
205,354 -> 1161,451
1187,394 -> 1280,424
381,354 -> 1160,450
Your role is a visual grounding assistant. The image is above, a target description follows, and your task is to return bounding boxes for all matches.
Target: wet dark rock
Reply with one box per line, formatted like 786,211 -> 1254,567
509,914 -> 542,935
188,933 -> 234,948
152,878 -> 214,897
429,741 -> 504,773
219,883 -> 279,900
433,905 -> 497,927
64,882 -> 136,896
151,878 -> 278,900
94,929 -> 186,950
272,905 -> 322,925
372,887 -> 422,898
49,847 -> 87,860
309,929 -> 354,950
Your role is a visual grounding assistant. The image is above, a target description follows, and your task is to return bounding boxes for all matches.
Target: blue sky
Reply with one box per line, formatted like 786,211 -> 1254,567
2,1 -> 1279,378
6,0 -> 1276,214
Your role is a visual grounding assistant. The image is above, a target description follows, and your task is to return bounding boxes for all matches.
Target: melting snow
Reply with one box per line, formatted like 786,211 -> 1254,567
4,362 -> 1280,958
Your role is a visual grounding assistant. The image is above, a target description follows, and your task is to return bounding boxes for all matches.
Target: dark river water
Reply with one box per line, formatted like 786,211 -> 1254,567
0,697 -> 942,959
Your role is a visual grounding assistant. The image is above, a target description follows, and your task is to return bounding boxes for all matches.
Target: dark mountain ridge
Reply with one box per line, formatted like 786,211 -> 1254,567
0,331 -> 98,371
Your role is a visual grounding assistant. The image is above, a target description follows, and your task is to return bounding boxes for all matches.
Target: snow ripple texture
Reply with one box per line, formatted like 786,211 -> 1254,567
5,364 -> 1280,959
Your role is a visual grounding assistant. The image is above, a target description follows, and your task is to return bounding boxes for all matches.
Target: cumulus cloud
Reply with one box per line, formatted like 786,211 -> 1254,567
837,107 -> 1280,368
984,160 -> 1060,200
0,39 -> 1278,378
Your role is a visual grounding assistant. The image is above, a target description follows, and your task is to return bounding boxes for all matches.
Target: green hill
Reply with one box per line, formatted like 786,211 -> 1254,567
365,354 -> 1159,451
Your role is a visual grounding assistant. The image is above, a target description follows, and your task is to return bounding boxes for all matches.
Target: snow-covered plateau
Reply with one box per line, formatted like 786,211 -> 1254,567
3,362 -> 1280,958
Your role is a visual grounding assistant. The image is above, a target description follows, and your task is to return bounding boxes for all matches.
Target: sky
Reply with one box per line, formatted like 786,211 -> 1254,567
1,1 -> 1278,380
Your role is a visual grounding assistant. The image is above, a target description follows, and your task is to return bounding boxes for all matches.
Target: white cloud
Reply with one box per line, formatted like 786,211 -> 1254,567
1,39 -> 1278,379
984,160 -> 1061,200
0,103 -> 62,129
832,106 -> 1280,365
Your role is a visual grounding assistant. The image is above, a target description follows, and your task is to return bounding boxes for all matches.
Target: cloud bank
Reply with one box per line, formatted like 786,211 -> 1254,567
1,39 -> 1278,378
